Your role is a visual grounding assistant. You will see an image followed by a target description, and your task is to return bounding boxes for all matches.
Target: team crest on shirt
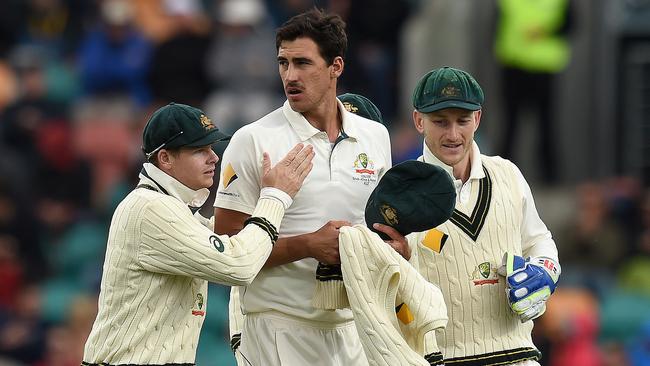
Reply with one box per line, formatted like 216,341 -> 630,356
210,235 -> 224,252
352,153 -> 378,185
471,261 -> 499,286
191,293 -> 206,316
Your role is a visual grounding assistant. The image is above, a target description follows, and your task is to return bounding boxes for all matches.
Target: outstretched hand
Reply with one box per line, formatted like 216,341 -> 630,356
262,143 -> 314,198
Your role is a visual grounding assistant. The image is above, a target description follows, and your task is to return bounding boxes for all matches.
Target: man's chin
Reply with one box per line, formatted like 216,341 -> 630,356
438,154 -> 462,167
200,177 -> 214,190
287,100 -> 307,113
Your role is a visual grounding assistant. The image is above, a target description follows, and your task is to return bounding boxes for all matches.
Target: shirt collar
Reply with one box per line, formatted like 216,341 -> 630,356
282,99 -> 359,141
421,140 -> 485,182
139,163 -> 211,208
338,99 -> 360,139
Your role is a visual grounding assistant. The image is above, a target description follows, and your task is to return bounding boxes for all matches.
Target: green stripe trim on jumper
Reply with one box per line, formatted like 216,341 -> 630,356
444,347 -> 541,366
449,166 -> 492,241
315,263 -> 343,281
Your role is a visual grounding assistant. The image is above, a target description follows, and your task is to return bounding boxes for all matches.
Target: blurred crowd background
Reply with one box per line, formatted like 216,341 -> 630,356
0,0 -> 647,365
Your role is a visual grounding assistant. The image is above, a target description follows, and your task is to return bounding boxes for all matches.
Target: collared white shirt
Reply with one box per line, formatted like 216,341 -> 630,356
215,99 -> 392,322
420,141 -> 485,205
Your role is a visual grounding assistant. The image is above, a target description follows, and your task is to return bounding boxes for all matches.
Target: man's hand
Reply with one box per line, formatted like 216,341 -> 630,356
372,223 -> 411,260
262,143 -> 314,198
498,253 -> 560,322
305,220 -> 350,264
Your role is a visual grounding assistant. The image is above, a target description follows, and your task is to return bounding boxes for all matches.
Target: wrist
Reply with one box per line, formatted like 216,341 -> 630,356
404,245 -> 412,261
260,187 -> 293,209
531,256 -> 561,284
299,232 -> 314,259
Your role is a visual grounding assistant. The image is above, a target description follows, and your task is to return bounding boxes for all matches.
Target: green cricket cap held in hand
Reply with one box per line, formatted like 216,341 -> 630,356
365,160 -> 456,240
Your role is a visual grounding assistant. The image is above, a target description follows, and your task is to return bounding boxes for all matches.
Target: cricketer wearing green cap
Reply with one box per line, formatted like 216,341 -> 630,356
338,93 -> 384,125
404,67 -> 561,365
81,102 -> 314,365
142,102 -> 231,161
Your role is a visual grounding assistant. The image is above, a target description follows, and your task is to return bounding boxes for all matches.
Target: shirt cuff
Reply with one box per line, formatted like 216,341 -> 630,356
260,187 -> 293,210
251,197 -> 285,229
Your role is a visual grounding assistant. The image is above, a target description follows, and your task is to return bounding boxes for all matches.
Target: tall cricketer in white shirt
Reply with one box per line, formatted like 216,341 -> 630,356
214,9 -> 392,366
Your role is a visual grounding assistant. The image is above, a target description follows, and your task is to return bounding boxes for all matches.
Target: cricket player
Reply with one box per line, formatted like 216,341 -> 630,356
404,67 -> 561,365
81,102 -> 313,365
226,91 -> 390,364
214,9 -> 392,366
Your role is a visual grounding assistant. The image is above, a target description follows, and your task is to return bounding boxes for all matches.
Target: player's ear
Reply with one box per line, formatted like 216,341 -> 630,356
331,56 -> 344,78
413,110 -> 425,134
473,109 -> 482,132
158,149 -> 173,169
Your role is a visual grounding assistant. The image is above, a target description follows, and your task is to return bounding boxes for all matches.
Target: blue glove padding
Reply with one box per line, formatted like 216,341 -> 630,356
500,253 -> 560,322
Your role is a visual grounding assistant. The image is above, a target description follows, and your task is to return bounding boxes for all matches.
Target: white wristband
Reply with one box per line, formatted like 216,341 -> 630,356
260,187 -> 293,210
530,256 -> 561,283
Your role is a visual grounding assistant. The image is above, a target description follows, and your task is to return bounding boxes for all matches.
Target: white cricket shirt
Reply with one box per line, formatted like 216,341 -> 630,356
215,100 -> 392,323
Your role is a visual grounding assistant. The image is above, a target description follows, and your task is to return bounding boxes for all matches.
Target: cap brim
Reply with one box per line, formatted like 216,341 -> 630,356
211,136 -> 231,158
186,129 -> 231,148
417,100 -> 481,113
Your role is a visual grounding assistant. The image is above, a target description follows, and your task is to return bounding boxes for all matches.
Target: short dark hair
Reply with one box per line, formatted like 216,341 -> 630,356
275,8 -> 347,65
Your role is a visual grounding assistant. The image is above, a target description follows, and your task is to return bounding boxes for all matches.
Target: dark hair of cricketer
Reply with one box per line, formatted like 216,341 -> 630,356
275,7 -> 347,65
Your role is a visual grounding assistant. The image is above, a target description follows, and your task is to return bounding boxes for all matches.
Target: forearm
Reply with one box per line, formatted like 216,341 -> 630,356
523,236 -> 559,262
263,233 -> 312,268
516,163 -> 559,261
140,198 -> 283,286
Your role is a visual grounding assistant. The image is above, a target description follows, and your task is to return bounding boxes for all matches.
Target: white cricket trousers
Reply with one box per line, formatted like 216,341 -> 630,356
512,361 -> 541,366
237,311 -> 369,366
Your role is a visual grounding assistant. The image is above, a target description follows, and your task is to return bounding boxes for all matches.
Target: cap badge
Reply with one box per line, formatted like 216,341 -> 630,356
380,204 -> 399,226
440,85 -> 460,98
343,101 -> 358,113
200,114 -> 215,130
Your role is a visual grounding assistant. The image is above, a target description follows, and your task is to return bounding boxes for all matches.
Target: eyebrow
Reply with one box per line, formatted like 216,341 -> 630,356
277,56 -> 312,64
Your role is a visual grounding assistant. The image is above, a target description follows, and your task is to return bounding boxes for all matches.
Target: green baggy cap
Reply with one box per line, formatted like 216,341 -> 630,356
142,102 -> 230,160
339,93 -> 384,125
365,160 -> 456,240
412,66 -> 484,113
